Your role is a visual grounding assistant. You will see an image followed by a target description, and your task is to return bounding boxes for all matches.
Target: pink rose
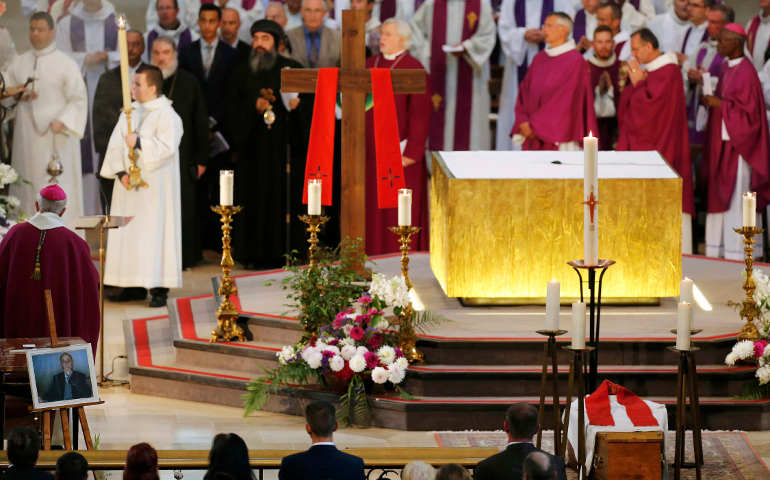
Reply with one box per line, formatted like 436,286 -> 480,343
350,326 -> 365,341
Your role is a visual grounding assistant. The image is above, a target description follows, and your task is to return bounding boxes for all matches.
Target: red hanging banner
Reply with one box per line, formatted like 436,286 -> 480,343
303,67 -> 339,206
371,68 -> 406,209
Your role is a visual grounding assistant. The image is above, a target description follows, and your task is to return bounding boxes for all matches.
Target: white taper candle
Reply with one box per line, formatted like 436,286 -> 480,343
676,302 -> 692,350
308,179 -> 322,215
398,189 -> 412,226
219,170 -> 233,206
583,133 -> 599,266
571,302 -> 586,349
743,192 -> 757,228
545,280 -> 560,330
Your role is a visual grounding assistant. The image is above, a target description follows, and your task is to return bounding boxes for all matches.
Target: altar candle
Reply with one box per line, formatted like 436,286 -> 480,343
571,302 -> 586,349
680,277 -> 694,314
545,280 -> 560,330
743,192 -> 757,228
308,179 -> 322,215
398,189 -> 412,226
583,133 -> 599,266
116,15 -> 132,112
676,302 -> 692,350
219,170 -> 233,206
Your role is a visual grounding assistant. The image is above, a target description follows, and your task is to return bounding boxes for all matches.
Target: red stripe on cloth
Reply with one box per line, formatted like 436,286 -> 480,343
585,380 -> 658,427
302,68 -> 339,206
371,68 -> 406,208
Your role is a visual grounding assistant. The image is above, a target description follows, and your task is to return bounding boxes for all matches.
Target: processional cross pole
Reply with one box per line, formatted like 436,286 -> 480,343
281,9 -> 426,249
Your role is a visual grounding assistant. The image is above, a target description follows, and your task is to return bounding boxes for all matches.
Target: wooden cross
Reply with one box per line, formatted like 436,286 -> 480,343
282,9 -> 426,248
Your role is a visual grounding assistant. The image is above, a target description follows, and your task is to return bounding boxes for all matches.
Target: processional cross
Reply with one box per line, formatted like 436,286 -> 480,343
282,9 -> 426,248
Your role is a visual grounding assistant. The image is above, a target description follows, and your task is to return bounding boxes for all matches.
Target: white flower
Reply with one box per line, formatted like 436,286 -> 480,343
5,196 -> 19,209
349,354 -> 366,372
343,324 -> 354,336
329,355 -> 345,372
387,364 -> 406,384
395,357 -> 409,369
371,366 -> 388,384
340,336 -> 355,346
301,345 -> 318,363
758,365 -> 770,385
377,346 -> 396,366
725,352 -> 738,366
0,205 -> 5,219
0,164 -> 18,187
371,316 -> 390,331
356,346 -> 369,356
388,276 -> 410,307
277,346 -> 295,365
733,340 -> 756,361
306,350 -> 323,369
340,344 -> 357,361
322,345 -> 340,356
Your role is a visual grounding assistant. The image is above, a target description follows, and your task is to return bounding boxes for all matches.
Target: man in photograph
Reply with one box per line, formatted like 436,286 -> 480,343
43,352 -> 92,402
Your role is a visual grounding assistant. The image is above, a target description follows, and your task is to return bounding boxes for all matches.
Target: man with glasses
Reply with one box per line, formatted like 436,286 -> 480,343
680,0 -> 711,62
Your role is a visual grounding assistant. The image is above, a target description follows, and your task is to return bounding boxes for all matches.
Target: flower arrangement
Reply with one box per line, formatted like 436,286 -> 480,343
245,273 -> 412,426
0,163 -> 25,237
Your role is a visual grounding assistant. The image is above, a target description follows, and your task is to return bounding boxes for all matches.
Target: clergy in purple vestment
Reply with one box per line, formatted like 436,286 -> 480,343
0,186 -> 100,356
512,12 -> 597,151
573,0 -> 601,53
587,25 -> 620,150
703,24 -> 770,260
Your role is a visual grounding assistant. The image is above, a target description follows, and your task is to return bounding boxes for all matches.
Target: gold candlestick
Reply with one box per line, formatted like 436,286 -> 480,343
388,225 -> 422,363
734,226 -> 764,341
124,108 -> 148,190
210,205 -> 245,343
298,214 -> 329,267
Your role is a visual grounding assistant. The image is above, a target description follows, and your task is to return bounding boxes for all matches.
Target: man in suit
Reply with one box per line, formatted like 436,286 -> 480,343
92,29 -> 148,212
286,0 -> 341,67
4,427 -> 54,480
43,352 -> 93,402
474,403 -> 566,480
278,401 -> 365,480
221,7 -> 252,61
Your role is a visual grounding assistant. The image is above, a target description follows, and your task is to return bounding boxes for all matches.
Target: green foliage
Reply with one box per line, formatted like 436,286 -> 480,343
736,380 -> 770,400
337,375 -> 371,427
283,238 -> 368,338
243,361 -> 320,416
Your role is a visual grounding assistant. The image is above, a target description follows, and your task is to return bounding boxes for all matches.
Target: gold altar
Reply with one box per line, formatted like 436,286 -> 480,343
429,152 -> 682,301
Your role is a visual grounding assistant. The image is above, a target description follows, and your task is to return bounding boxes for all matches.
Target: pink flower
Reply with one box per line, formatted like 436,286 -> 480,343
355,314 -> 371,326
358,295 -> 373,304
755,340 -> 768,359
364,351 -> 379,369
394,347 -> 404,358
367,333 -> 383,350
368,308 -> 382,316
350,327 -> 365,341
333,317 -> 345,329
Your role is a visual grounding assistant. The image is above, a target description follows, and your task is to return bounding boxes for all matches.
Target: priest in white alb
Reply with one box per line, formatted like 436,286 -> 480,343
100,65 -> 183,308
410,0 -> 496,151
3,12 -> 87,228
646,0 -> 690,56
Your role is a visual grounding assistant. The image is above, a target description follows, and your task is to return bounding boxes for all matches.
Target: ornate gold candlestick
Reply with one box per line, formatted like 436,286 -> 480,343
298,214 -> 329,267
124,107 -> 148,190
734,226 -> 764,340
388,225 -> 422,363
210,205 -> 245,343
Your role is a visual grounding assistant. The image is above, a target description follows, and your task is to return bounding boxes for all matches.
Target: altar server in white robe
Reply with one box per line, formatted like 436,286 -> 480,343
56,0 -> 120,216
410,0 -> 496,151
647,0 -> 690,56
100,65 -> 183,308
746,1 -> 770,73
3,12 -> 87,228
616,0 -> 655,33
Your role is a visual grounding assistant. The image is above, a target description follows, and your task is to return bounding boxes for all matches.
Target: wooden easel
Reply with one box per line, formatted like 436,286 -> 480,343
29,290 -> 104,450
535,329 -> 567,456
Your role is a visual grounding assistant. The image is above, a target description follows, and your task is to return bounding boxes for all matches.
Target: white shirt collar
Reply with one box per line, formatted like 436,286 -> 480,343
588,53 -> 617,67
506,440 -> 533,448
669,8 -> 688,26
34,43 -> 57,57
311,442 -> 335,447
136,95 -> 172,111
28,211 -> 66,231
383,49 -> 406,60
545,39 -> 576,57
202,36 -> 219,49
727,56 -> 743,67
157,21 -> 187,35
643,52 -> 677,72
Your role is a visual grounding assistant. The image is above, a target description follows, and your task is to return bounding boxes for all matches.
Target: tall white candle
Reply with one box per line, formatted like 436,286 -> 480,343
545,280 -> 560,330
219,170 -> 233,206
743,192 -> 757,228
116,15 -> 132,112
398,189 -> 412,226
680,277 -> 694,305
571,302 -> 586,349
308,179 -> 322,215
676,302 -> 692,350
583,133 -> 599,266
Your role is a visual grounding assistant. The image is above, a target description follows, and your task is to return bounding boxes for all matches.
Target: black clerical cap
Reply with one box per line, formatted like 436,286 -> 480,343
250,19 -> 284,43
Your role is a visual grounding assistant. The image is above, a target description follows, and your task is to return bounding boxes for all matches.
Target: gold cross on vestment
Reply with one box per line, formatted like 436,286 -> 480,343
467,11 -> 478,30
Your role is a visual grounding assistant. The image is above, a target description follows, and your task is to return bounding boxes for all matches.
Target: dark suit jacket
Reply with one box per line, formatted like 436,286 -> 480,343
178,40 -> 237,127
278,445 -> 365,480
286,26 -> 341,68
2,466 -> 54,480
473,443 -> 567,480
43,370 -> 92,402
234,40 -> 251,63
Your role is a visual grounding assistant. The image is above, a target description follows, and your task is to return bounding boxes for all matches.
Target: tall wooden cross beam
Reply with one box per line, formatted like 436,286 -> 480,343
282,9 -> 426,249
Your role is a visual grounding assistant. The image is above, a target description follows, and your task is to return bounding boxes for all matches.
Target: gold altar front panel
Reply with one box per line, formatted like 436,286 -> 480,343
429,155 -> 682,300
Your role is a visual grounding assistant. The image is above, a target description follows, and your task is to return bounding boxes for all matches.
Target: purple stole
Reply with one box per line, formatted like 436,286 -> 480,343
573,9 -> 586,43
147,28 -> 193,57
514,0 -> 553,83
681,26 -> 709,54
429,0 -> 481,151
687,44 -> 724,144
70,12 -> 117,174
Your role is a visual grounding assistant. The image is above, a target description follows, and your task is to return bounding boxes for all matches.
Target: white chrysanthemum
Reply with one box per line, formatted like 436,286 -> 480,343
329,355 -> 345,372
340,336 -> 355,346
733,340 -> 756,360
377,346 -> 396,365
387,364 -> 406,384
371,366 -> 388,384
369,273 -> 388,298
356,346 -> 369,356
370,316 -> 389,331
277,346 -> 295,365
349,354 -> 366,372
306,350 -> 323,369
340,344 -> 357,361
323,345 -> 340,356
0,164 -> 18,187
758,365 -> 770,385
301,345 -> 318,363
6,196 -> 19,209
395,357 -> 409,369
725,352 -> 738,366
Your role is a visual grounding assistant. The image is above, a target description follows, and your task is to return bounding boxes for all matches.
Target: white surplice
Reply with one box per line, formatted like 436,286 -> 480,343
647,8 -> 690,55
3,44 -> 87,228
100,96 -> 183,289
56,1 -> 120,216
619,0 -> 654,32
410,0 -> 497,151
681,20 -> 707,60
747,11 -> 770,72
496,0 -> 573,150
145,22 -> 199,63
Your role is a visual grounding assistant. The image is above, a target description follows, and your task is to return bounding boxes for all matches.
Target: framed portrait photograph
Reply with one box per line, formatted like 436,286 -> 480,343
26,344 -> 99,409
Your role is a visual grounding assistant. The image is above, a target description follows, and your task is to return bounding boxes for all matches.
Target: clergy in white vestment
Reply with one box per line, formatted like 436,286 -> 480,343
100,65 -> 183,308
615,0 -> 655,33
55,0 -> 120,216
145,0 -> 198,62
746,1 -> 770,73
495,0 -> 572,150
410,0 -> 496,151
3,12 -> 87,228
646,0 -> 690,57
678,0 -> 709,61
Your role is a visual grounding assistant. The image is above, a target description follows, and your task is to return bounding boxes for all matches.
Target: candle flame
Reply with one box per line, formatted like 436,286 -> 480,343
588,131 -> 594,137
116,14 -> 126,29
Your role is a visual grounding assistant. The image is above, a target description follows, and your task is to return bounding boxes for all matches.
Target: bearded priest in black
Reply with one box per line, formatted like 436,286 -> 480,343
226,20 -> 304,269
